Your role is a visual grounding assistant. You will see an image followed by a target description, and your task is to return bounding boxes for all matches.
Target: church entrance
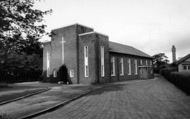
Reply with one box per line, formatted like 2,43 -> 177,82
139,67 -> 148,79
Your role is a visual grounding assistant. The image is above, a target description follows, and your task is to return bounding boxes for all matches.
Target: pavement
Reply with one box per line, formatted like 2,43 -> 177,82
0,83 -> 103,119
35,76 -> 190,119
0,82 -> 61,105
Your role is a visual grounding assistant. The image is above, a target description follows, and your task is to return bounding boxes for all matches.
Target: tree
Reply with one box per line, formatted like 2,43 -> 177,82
152,53 -> 169,73
0,0 -> 51,82
152,53 -> 169,66
0,0 -> 51,54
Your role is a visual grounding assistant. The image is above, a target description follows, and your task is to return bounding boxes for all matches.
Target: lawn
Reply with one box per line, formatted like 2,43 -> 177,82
0,87 -> 49,105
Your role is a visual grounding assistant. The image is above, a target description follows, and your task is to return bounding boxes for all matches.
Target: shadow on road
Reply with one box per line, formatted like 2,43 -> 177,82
85,83 -> 125,96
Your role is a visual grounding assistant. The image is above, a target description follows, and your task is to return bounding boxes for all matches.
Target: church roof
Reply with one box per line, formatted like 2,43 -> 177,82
109,41 -> 152,58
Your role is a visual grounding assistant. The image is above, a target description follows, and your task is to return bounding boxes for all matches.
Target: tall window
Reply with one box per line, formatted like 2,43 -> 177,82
146,60 -> 148,66
46,51 -> 50,77
140,59 -> 143,65
84,46 -> 89,77
128,59 -> 131,75
150,60 -> 152,66
111,57 -> 115,76
119,58 -> 124,76
134,59 -> 138,75
53,69 -> 57,78
101,46 -> 105,77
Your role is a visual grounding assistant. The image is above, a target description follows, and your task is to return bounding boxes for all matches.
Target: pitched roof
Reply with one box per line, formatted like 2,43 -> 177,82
175,54 -> 190,65
109,41 -> 152,58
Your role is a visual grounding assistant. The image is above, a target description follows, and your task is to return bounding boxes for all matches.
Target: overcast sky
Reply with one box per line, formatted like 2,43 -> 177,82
36,0 -> 190,62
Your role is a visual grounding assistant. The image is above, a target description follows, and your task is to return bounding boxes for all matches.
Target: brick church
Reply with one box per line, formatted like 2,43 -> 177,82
43,24 -> 153,84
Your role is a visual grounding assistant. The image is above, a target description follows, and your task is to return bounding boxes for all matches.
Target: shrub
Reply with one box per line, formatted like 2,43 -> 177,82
170,72 -> 190,94
160,67 -> 190,95
58,65 -> 72,84
160,67 -> 177,81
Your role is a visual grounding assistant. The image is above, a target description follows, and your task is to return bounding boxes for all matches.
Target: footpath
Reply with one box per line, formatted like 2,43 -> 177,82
0,82 -> 103,119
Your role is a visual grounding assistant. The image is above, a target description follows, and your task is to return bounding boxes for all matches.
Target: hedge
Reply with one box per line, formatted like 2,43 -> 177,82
160,68 -> 190,95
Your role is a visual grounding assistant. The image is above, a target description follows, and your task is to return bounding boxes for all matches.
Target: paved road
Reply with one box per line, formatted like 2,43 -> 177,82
35,77 -> 190,119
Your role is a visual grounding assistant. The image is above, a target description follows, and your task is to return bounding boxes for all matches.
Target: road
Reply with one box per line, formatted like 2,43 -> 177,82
35,76 -> 190,119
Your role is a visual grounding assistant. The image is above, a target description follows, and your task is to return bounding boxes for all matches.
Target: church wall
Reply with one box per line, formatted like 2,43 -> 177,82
96,34 -> 110,83
78,33 -> 97,84
51,25 -> 78,83
49,24 -> 93,83
110,52 -> 153,82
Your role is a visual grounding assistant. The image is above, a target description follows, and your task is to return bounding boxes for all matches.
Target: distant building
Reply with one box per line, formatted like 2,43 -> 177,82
174,54 -> 190,72
171,45 -> 190,72
43,24 -> 153,84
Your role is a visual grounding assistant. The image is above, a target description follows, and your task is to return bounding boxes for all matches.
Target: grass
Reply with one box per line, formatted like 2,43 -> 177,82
0,88 -> 47,104
0,113 -> 12,119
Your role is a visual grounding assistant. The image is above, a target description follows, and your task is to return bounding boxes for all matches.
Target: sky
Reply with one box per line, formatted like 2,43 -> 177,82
35,0 -> 190,62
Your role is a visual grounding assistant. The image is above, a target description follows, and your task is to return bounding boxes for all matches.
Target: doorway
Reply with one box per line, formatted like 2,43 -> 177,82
139,67 -> 148,79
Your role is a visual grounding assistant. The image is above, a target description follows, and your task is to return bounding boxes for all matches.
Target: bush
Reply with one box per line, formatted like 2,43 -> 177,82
160,67 -> 177,81
160,68 -> 190,95
170,72 -> 190,94
58,65 -> 72,84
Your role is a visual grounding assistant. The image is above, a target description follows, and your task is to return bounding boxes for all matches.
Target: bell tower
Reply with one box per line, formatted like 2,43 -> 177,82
172,45 -> 176,63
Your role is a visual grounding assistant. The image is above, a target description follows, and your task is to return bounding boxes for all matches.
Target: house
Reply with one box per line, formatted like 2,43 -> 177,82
171,45 -> 190,72
174,54 -> 190,72
43,24 -> 153,84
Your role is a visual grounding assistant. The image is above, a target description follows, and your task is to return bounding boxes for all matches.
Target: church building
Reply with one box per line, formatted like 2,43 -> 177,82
43,24 -> 153,84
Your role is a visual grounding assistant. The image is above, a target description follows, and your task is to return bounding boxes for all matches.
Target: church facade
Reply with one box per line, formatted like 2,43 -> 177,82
43,24 -> 153,84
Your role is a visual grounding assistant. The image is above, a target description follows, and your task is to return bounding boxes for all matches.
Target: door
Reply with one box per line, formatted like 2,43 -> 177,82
139,67 -> 148,79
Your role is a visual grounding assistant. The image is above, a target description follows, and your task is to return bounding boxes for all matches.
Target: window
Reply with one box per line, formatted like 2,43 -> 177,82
188,65 -> 190,70
46,51 -> 50,77
53,69 -> 57,78
101,46 -> 105,77
128,59 -> 131,75
111,57 -> 115,76
150,60 -> 152,66
140,59 -> 143,65
183,65 -> 190,70
70,69 -> 74,78
84,46 -> 89,77
145,60 -> 148,66
119,58 -> 124,76
183,65 -> 187,70
135,59 -> 138,75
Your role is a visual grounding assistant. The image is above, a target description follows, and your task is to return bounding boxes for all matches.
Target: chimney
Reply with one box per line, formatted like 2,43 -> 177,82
172,45 -> 176,63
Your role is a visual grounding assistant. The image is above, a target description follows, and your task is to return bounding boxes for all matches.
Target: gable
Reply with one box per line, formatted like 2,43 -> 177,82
175,54 -> 190,65
186,58 -> 190,62
180,58 -> 190,65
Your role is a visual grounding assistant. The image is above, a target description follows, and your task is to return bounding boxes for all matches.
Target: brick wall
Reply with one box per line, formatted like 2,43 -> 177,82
43,24 -> 93,83
110,52 -> 153,82
96,33 -> 110,83
79,33 -> 97,84
78,32 -> 110,84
